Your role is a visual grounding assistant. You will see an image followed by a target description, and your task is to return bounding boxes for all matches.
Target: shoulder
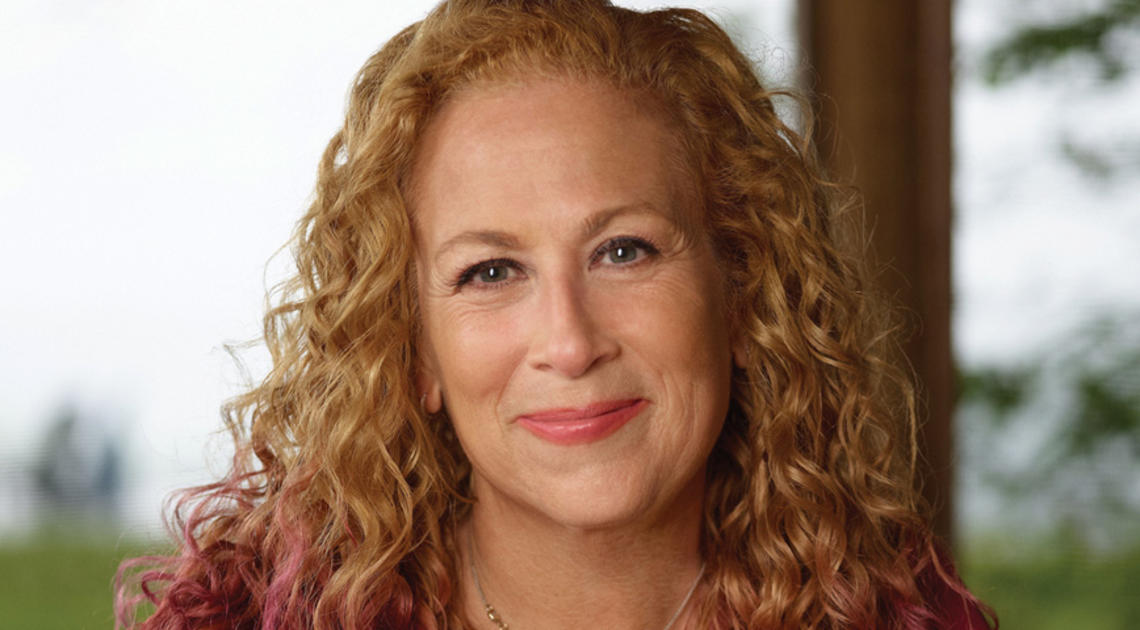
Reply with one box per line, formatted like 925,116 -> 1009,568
927,580 -> 992,629
917,553 -> 995,630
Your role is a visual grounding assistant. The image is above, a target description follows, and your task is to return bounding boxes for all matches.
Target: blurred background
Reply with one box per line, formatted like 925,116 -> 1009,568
1,0 -> 1137,628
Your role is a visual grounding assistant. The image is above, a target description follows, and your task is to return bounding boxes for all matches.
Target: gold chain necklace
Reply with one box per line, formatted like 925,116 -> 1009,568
468,532 -> 706,630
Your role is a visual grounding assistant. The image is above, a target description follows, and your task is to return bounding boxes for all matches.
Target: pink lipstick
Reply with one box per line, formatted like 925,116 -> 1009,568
517,399 -> 647,445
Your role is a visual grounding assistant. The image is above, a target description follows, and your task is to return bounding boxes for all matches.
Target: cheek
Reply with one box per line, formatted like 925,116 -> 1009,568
610,278 -> 731,455
618,272 -> 730,362
622,269 -> 733,430
429,305 -> 526,408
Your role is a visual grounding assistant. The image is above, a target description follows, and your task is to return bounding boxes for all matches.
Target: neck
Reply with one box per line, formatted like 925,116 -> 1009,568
458,472 -> 707,630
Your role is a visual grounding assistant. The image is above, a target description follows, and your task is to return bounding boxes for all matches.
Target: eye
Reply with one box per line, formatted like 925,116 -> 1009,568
608,244 -> 639,264
477,264 -> 509,283
455,258 -> 520,288
593,237 -> 659,266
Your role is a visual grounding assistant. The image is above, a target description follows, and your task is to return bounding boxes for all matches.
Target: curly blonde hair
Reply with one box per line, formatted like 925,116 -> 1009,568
117,1 -> 992,628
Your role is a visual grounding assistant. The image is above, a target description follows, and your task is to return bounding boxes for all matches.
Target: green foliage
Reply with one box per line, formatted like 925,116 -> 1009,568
978,0 -> 1140,177
958,366 -> 1036,419
961,536 -> 1140,630
958,314 -> 1140,545
983,0 -> 1140,84
1068,368 -> 1140,457
0,537 -> 160,630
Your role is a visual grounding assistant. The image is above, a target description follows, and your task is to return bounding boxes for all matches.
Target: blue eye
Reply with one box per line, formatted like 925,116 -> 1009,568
478,264 -> 509,283
608,244 -> 639,263
456,258 -> 518,288
596,237 -> 658,266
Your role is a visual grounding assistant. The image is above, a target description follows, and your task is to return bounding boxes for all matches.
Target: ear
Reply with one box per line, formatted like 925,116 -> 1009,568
724,288 -> 749,370
416,363 -> 443,415
732,338 -> 749,370
730,320 -> 750,369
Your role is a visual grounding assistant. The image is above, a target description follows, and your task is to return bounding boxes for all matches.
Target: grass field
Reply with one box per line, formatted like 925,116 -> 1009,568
960,542 -> 1140,630
2,536 -> 1138,629
0,538 -> 159,630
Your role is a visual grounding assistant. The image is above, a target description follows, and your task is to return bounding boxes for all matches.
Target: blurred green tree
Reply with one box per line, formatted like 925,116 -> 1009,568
959,315 -> 1140,547
983,0 -> 1140,84
980,0 -> 1140,179
958,0 -> 1140,549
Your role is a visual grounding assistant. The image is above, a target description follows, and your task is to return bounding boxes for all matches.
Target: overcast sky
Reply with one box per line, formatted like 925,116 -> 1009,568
1,0 -> 1136,538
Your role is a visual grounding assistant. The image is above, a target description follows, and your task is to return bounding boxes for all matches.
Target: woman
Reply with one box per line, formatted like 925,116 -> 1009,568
117,1 -> 994,628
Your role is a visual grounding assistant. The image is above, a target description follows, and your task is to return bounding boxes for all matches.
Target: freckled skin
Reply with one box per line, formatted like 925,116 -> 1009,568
411,79 -> 737,532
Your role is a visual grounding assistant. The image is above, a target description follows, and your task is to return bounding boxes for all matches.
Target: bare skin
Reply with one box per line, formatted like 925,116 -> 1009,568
411,79 -> 737,629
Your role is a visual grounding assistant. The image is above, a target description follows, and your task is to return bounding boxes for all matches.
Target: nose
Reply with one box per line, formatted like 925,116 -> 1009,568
527,274 -> 619,378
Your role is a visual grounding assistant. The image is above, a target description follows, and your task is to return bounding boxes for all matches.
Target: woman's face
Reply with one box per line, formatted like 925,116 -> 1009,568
411,79 -> 737,530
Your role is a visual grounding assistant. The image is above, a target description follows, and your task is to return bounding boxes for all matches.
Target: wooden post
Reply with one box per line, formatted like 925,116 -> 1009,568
798,0 -> 956,543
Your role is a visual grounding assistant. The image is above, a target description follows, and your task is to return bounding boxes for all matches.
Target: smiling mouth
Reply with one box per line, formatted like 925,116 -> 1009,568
516,399 -> 647,445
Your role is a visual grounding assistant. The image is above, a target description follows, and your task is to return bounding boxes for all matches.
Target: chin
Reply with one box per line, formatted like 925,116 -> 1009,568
532,494 -> 655,532
520,466 -> 695,532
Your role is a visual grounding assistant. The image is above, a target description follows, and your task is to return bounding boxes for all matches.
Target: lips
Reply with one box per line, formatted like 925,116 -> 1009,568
516,398 -> 647,445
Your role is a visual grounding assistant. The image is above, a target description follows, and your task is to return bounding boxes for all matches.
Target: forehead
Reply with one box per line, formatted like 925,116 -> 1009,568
407,79 -> 701,237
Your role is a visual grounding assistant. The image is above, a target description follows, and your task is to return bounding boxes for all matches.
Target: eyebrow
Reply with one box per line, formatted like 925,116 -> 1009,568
432,202 -> 665,264
581,202 -> 660,239
434,230 -> 522,264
